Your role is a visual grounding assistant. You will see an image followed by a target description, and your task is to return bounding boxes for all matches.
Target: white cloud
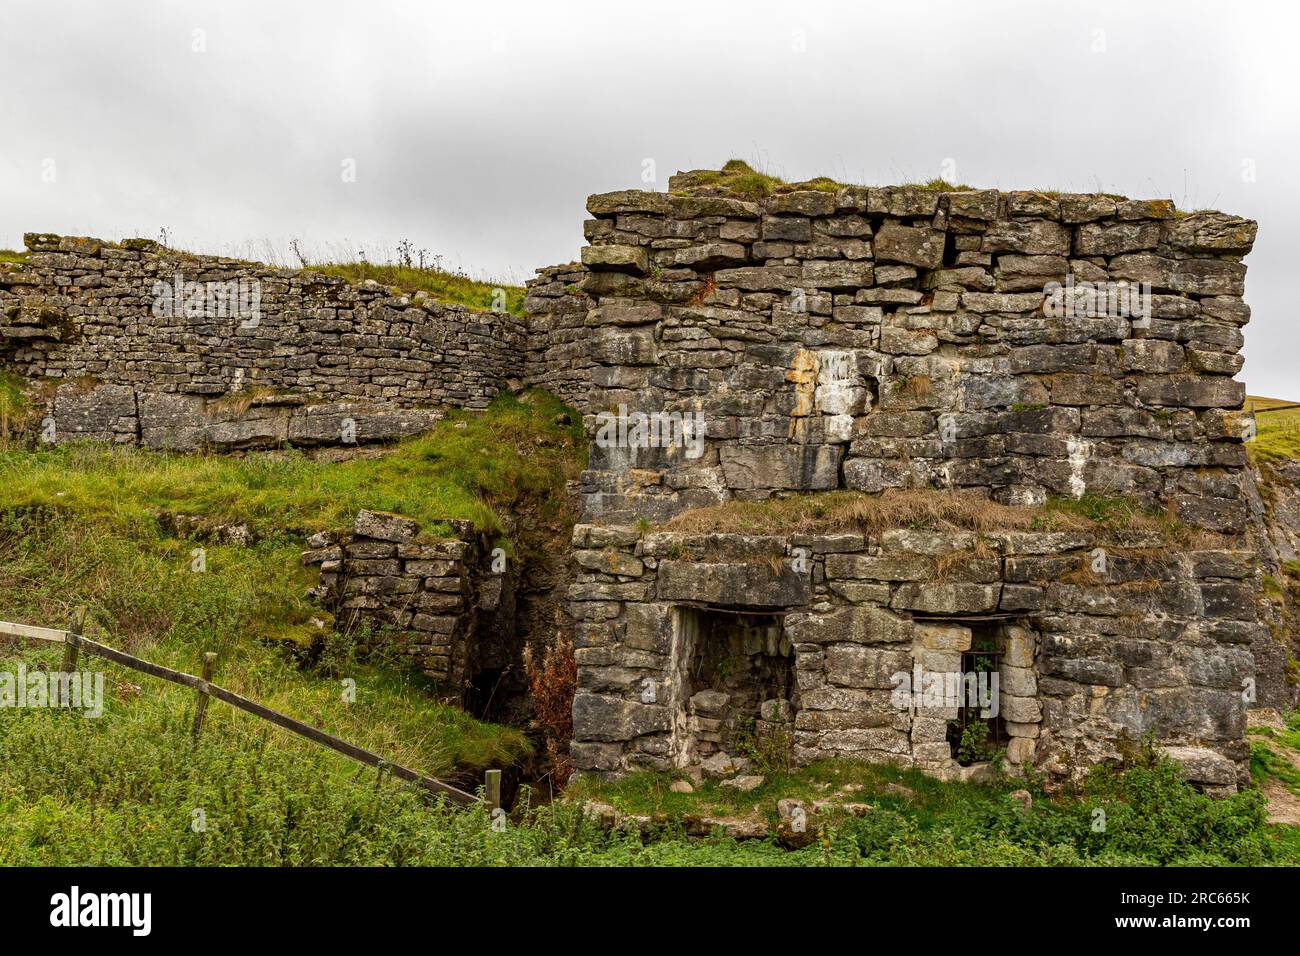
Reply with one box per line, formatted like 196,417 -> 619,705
1,0 -> 1293,394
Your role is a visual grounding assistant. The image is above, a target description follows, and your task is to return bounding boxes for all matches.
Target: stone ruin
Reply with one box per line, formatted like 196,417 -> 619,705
1,166 -> 1286,792
536,172 -> 1270,793
0,234 -> 524,450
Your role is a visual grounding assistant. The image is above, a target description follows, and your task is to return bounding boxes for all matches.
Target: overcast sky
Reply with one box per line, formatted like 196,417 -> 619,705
2,0 -> 1294,396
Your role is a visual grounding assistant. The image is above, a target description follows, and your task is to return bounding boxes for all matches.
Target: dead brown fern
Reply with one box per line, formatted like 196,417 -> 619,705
522,635 -> 576,784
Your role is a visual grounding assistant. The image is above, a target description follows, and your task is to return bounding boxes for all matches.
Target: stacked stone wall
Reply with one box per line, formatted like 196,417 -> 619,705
569,520 -> 1255,792
0,234 -> 526,449
522,261 -> 595,412
303,509 -> 482,688
565,179 -> 1257,531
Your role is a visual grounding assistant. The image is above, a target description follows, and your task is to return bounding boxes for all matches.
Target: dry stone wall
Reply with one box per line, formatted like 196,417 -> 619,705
523,262 -> 595,412
568,521 -> 1255,792
0,171 -> 1276,786
302,509 -> 487,689
564,178 -> 1257,532
554,170 -> 1269,789
0,234 -> 526,449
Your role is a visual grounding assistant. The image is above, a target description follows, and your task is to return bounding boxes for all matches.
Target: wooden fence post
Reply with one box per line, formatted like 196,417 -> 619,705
61,606 -> 86,672
191,652 -> 217,740
484,769 -> 502,813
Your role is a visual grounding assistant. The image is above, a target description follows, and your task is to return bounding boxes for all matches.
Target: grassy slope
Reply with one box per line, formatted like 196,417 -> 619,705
0,390 -> 584,862
5,684 -> 1293,865
1247,394 -> 1300,465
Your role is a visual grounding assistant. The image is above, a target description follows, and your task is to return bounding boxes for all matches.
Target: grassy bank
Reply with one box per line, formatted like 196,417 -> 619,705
0,389 -> 583,541
0,390 -> 584,838
1248,395 -> 1300,465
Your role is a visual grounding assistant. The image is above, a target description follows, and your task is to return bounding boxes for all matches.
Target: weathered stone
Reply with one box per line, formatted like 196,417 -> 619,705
768,191 -> 837,217
573,549 -> 645,577
572,693 -> 671,742
890,584 -> 1000,613
866,187 -> 941,217
718,444 -> 841,490
1163,211 -> 1257,255
1160,745 -> 1237,786
917,624 -> 973,651
946,190 -> 1000,221
826,553 -> 932,581
581,244 -> 651,275
802,260 -> 874,289
353,510 -> 419,543
1136,375 -> 1244,409
873,223 -> 945,269
787,605 -> 913,645
1058,195 -> 1116,222
981,219 -> 1071,255
1074,221 -> 1161,256
587,190 -> 673,216
656,560 -> 811,608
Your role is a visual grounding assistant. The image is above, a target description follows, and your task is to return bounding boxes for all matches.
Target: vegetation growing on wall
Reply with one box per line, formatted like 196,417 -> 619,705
309,260 -> 526,317
670,159 -> 974,201
660,487 -> 1205,542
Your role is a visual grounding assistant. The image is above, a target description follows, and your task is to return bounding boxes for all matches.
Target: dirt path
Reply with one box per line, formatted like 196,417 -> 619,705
1263,775 -> 1300,825
1247,710 -> 1300,824
1264,743 -> 1300,825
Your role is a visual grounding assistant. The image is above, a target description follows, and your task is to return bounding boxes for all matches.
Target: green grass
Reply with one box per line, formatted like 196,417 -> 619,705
0,248 -> 27,265
1247,395 -> 1300,464
1044,493 -> 1169,528
4,689 -> 1291,865
308,262 -> 526,317
899,178 -> 976,191
0,389 -> 583,822
0,372 -> 26,409
0,508 -> 533,825
0,389 -> 584,542
1249,711 -> 1300,800
687,160 -> 789,201
1251,741 -> 1300,797
674,160 -> 853,202
568,748 -> 1295,866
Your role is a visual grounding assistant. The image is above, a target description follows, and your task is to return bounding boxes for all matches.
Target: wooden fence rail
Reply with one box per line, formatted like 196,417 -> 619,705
0,618 -> 487,809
